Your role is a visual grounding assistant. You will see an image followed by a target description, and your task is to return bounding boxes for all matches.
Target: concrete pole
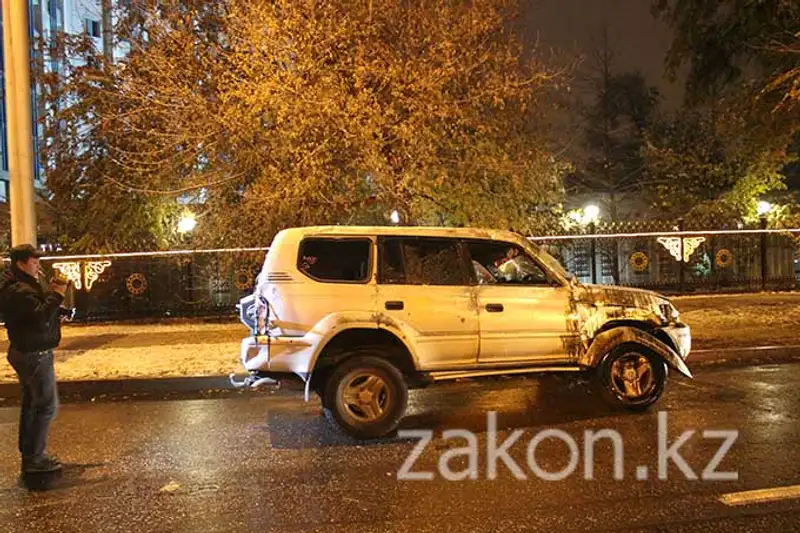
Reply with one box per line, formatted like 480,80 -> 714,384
2,0 -> 37,246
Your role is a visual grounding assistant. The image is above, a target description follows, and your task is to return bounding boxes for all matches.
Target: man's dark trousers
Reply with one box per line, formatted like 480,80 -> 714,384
7,348 -> 58,463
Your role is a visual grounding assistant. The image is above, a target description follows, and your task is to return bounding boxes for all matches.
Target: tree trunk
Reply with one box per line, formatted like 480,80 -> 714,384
102,0 -> 113,63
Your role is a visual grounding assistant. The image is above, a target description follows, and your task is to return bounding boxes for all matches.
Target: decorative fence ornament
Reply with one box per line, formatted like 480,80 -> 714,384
657,237 -> 706,263
234,269 -> 255,290
52,261 -> 112,291
629,251 -> 650,272
52,262 -> 83,290
715,249 -> 734,269
85,261 -> 112,291
126,273 -> 148,296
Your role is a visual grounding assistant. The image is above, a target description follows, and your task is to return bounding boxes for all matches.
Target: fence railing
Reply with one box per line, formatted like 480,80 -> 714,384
6,248 -> 268,322
2,228 -> 799,322
533,228 -> 800,294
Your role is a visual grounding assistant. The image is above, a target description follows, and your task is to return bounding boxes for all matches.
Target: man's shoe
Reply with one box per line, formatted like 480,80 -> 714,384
22,455 -> 62,473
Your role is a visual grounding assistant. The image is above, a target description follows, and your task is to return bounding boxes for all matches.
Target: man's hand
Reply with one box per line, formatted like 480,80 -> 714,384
59,307 -> 75,323
49,277 -> 68,297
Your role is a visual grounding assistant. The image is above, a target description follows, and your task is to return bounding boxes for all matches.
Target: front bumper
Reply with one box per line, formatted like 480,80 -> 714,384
661,323 -> 691,359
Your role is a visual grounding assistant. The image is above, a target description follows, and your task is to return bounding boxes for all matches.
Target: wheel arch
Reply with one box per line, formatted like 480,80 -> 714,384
309,325 -> 419,379
593,319 -> 682,355
581,325 -> 692,378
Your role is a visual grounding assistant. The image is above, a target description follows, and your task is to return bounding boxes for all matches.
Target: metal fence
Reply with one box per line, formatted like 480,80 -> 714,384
534,227 -> 800,294
2,227 -> 799,322
22,248 -> 267,322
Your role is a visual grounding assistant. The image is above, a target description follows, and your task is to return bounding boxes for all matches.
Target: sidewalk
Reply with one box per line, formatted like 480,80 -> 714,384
0,322 -> 243,382
671,292 -> 800,350
1,292 -> 799,383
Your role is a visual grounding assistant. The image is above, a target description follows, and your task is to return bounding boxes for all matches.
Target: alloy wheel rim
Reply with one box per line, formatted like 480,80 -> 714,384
610,353 -> 655,401
340,371 -> 390,423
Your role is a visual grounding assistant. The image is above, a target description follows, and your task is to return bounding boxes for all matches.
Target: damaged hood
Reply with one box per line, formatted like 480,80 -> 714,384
570,284 -> 678,335
576,284 -> 670,311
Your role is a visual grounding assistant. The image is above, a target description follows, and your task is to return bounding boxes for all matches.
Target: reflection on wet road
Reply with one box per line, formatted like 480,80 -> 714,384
1,364 -> 799,532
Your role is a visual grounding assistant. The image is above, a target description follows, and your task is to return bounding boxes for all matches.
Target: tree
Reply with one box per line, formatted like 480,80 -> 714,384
41,0 -> 568,251
567,32 -> 660,221
37,32 -> 181,252
560,32 -> 661,284
102,0 -> 114,63
652,0 -> 799,224
654,0 -> 800,128
574,71 -> 660,221
641,100 -> 789,225
765,30 -> 800,112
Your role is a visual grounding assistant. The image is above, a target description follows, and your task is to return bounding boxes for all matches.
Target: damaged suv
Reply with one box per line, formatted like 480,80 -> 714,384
234,226 -> 691,439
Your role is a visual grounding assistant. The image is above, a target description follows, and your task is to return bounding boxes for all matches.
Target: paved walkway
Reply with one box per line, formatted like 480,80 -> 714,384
1,293 -> 799,382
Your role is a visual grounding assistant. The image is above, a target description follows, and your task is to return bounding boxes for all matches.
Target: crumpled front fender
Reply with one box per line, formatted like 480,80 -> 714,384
580,326 -> 692,378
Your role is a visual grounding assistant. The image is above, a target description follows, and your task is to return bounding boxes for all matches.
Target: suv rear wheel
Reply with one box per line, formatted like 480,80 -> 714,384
597,343 -> 667,411
323,353 -> 408,439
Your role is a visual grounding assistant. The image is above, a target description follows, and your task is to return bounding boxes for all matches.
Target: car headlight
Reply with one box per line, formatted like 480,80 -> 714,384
659,302 -> 679,324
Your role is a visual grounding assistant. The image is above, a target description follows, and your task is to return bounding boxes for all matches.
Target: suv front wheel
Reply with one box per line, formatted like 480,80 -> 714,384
323,353 -> 408,439
597,344 -> 667,411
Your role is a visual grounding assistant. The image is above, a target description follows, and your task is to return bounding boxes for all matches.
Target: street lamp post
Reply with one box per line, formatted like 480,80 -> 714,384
757,201 -> 772,291
177,214 -> 197,304
2,0 -> 37,246
678,218 -> 685,292
582,204 -> 600,285
588,221 -> 597,285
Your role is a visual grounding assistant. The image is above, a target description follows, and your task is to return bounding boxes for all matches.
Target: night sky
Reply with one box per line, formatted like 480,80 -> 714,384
520,0 -> 685,107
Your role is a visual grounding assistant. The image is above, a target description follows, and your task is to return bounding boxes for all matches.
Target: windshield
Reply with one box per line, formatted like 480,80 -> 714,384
525,241 -> 571,281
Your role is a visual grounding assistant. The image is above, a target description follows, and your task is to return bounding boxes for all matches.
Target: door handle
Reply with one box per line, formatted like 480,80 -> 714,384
385,301 -> 404,311
485,303 -> 504,313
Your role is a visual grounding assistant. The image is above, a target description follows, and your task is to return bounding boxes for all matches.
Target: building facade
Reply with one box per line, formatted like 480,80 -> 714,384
1,0 -> 110,203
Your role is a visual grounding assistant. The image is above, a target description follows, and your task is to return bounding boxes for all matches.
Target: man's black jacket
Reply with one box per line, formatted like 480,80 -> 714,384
0,267 -> 63,353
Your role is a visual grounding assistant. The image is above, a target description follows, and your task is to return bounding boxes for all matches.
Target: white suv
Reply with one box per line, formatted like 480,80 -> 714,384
234,226 -> 692,439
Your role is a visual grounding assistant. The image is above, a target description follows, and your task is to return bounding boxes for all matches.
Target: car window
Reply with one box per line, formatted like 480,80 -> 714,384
297,238 -> 371,283
466,240 -> 551,286
528,241 -> 570,281
380,238 -> 469,286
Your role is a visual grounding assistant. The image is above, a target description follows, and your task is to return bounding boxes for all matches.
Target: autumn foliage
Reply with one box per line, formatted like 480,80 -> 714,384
40,0 -> 567,251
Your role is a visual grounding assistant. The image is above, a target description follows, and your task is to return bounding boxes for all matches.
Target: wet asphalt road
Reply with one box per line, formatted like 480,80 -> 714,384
1,363 -> 799,533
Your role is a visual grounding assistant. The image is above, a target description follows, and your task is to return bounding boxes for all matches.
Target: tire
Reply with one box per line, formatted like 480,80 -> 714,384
312,368 -> 331,406
596,343 -> 667,411
323,353 -> 408,439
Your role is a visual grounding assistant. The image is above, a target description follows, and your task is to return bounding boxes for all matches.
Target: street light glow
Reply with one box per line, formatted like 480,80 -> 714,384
390,210 -> 401,224
756,201 -> 773,217
177,214 -> 197,233
583,204 -> 600,225
568,210 -> 583,224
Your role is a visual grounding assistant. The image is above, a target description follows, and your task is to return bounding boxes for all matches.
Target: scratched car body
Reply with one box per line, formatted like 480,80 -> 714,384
234,226 -> 692,439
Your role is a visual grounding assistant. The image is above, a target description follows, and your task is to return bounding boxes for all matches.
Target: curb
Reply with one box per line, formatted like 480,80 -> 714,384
1,346 -> 799,404
0,375 -> 282,404
688,345 -> 800,368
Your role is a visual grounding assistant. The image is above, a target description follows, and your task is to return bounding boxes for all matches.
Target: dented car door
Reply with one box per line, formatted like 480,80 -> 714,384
466,240 -> 574,364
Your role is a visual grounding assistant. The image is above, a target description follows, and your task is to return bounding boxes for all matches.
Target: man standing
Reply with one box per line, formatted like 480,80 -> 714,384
0,244 -> 68,473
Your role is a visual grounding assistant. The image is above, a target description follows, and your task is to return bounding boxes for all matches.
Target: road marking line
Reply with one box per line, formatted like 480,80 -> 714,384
693,345 -> 800,354
718,484 -> 800,506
